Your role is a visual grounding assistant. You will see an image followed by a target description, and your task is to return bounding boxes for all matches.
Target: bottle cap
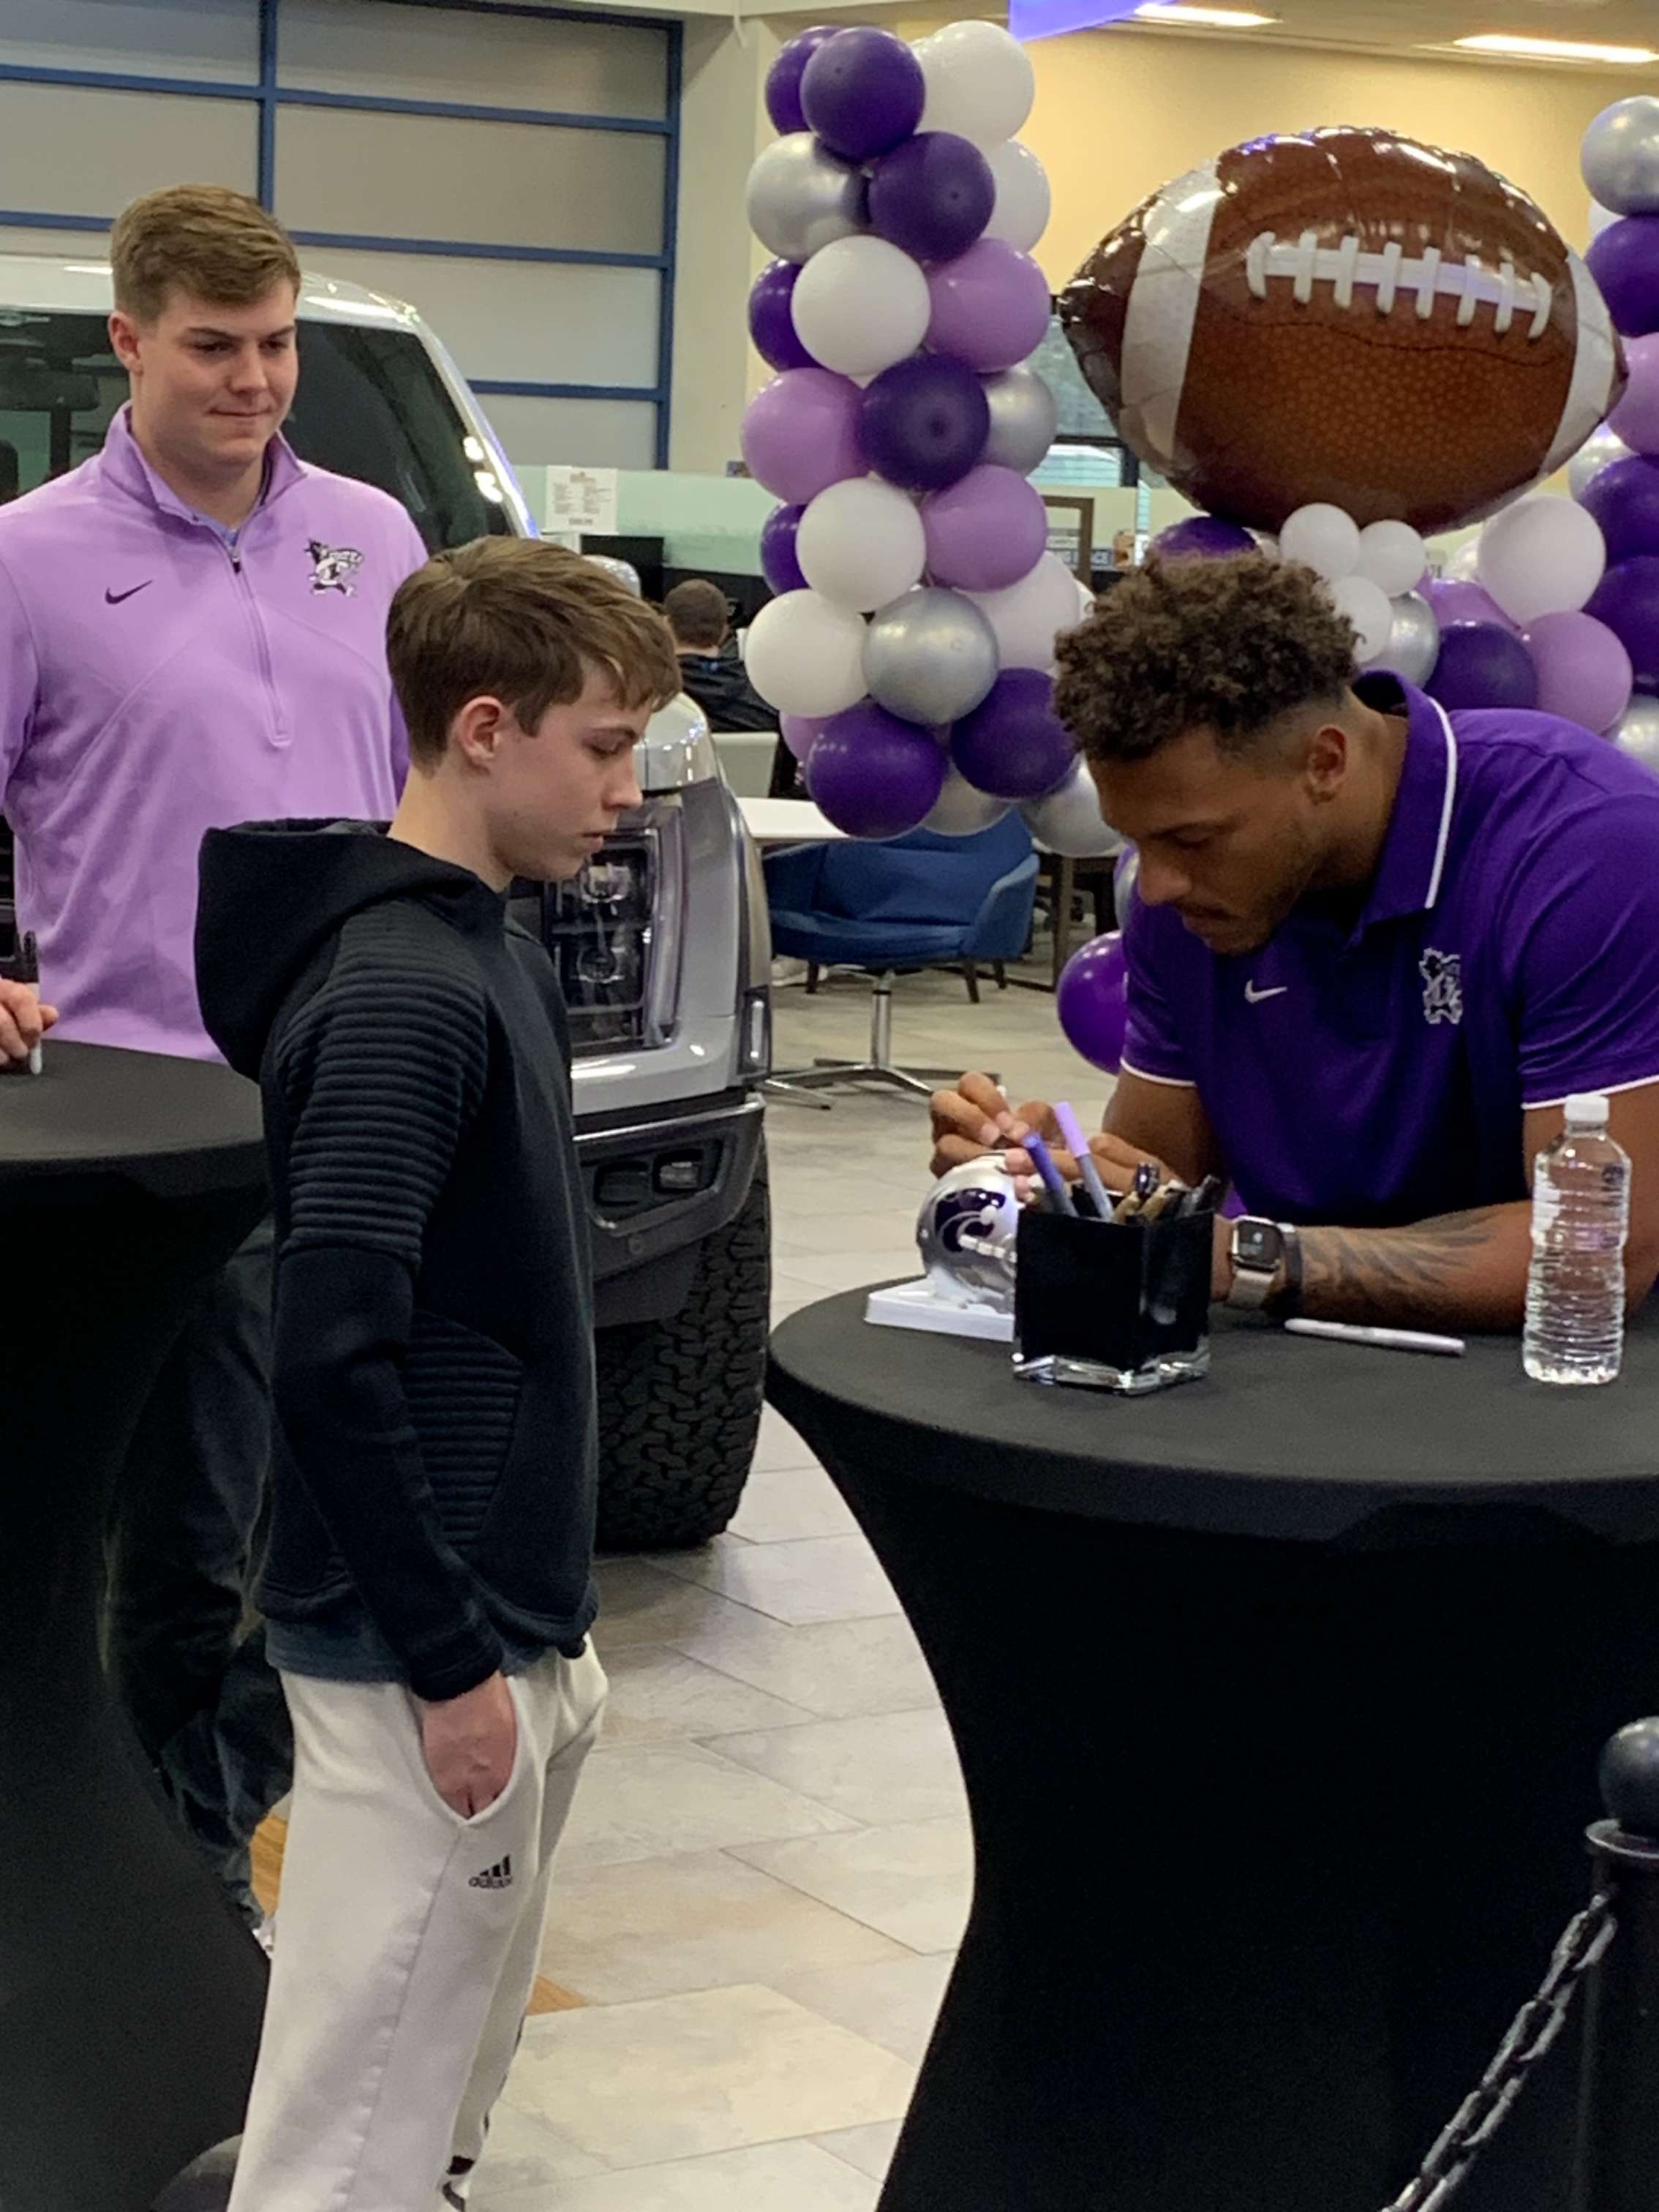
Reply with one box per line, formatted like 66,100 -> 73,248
1565,1091 -> 1610,1125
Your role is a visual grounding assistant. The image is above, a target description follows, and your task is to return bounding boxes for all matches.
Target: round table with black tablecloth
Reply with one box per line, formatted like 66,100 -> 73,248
768,1291 -> 1659,2212
1,1042 -> 270,2212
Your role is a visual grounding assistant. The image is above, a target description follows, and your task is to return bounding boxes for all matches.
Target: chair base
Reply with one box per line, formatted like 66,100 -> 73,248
772,971 -> 993,1101
764,1076 -> 835,1111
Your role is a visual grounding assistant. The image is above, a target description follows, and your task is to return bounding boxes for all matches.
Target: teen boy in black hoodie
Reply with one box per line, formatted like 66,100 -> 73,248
196,538 -> 681,2212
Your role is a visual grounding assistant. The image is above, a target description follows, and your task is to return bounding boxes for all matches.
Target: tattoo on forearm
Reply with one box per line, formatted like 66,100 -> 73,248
1301,1207 -> 1518,1325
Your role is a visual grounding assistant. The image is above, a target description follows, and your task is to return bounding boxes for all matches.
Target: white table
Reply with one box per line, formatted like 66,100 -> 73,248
738,797 -> 846,847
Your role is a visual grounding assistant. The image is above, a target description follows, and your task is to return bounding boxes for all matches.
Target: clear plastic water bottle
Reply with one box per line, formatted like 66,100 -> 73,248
1524,1092 -> 1630,1386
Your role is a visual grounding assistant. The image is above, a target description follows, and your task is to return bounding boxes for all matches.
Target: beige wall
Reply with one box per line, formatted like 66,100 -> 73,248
901,26 -> 1632,285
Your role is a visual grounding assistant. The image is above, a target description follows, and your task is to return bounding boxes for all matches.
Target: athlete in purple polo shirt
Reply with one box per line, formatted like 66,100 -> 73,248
933,555 -> 1659,1332
0,186 -> 426,1922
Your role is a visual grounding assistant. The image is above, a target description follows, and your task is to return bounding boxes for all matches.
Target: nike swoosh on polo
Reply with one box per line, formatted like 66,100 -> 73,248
1244,981 -> 1288,1004
105,581 -> 153,605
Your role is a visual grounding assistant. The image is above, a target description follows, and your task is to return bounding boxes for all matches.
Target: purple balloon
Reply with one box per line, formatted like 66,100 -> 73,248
810,701 -> 947,839
1150,516 -> 1256,561
1587,217 -> 1659,341
748,260 -> 815,375
780,712 -> 829,763
1524,612 -> 1633,734
925,239 -> 1052,374
1611,334 -> 1659,458
924,464 -> 1047,592
861,354 -> 989,492
760,504 -> 808,595
765,24 -> 839,135
740,369 -> 865,505
868,132 -> 995,266
1587,556 -> 1659,690
950,668 -> 1075,801
1426,622 -> 1539,713
801,28 -> 923,162
1422,578 -> 1519,636
1581,453 -> 1659,565
1057,931 -> 1128,1076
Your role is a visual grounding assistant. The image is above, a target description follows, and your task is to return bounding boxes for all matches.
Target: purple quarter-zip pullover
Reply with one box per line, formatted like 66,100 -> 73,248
0,406 -> 428,1058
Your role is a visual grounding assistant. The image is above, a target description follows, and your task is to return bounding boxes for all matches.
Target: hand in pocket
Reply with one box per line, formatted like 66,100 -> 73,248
415,1671 -> 519,1817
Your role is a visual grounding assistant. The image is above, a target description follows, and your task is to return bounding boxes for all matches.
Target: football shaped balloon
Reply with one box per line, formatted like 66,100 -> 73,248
1060,127 -> 1626,534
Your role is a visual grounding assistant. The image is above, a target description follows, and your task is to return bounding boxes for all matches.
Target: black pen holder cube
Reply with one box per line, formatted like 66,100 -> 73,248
1014,1205 -> 1213,1394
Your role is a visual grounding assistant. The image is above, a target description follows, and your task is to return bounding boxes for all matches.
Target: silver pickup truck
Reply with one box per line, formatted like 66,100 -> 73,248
0,255 -> 770,1549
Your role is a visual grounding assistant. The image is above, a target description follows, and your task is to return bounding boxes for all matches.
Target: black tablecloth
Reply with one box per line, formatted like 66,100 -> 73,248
1,1042 -> 269,2212
769,1291 -> 1659,2212
773,1292 -> 1659,1542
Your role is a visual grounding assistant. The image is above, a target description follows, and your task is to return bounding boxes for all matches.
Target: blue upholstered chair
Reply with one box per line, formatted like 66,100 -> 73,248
764,815 -> 1038,1096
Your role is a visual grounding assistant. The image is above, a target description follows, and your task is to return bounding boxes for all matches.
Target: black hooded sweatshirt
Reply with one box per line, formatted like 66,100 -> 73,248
196,821 -> 597,1702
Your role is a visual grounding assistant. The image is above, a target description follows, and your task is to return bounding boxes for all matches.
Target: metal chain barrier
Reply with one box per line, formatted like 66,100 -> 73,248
1380,1892 -> 1617,2212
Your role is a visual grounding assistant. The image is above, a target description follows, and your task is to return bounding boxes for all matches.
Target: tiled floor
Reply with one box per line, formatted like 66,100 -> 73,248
470,959 -> 1105,2209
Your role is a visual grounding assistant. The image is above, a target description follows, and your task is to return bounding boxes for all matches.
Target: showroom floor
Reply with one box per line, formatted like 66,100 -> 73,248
460,958 -> 1104,2209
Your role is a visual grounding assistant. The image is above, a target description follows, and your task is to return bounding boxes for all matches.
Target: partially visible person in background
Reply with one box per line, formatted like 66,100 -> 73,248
663,577 -> 797,794
1111,528 -> 1139,571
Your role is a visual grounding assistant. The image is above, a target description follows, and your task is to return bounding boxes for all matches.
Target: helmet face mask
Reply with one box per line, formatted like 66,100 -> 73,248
918,1156 -> 1021,1310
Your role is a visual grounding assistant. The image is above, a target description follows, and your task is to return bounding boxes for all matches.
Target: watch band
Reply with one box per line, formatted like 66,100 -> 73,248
1272,1222 -> 1304,1320
1227,1217 -> 1282,1311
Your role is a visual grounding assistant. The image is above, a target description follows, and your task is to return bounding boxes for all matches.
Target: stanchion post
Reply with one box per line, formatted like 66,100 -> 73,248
1574,1719 -> 1659,2212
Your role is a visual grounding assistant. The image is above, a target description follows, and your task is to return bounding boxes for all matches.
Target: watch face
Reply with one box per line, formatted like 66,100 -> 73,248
1235,1220 -> 1281,1271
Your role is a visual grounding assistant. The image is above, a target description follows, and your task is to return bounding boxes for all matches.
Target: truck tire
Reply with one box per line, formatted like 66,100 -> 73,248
594,1143 -> 770,1551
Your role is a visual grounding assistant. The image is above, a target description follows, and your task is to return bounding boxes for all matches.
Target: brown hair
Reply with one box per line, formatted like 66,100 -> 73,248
1053,554 -> 1360,764
662,578 -> 729,650
110,184 -> 302,325
388,538 -> 682,770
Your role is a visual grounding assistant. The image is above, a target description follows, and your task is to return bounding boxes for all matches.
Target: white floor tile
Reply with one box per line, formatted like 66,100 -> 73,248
481,2139 -> 880,2211
704,1709 -> 966,1828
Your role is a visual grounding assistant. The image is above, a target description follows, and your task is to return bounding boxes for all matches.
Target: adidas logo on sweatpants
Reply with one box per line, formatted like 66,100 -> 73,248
468,1853 -> 514,1890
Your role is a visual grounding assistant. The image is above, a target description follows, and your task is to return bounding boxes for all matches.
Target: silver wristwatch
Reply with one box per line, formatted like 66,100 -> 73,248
1227,1216 -> 1287,1312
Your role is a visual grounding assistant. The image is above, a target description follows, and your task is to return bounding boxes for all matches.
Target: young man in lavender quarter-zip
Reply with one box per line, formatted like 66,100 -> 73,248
0,184 -> 429,1925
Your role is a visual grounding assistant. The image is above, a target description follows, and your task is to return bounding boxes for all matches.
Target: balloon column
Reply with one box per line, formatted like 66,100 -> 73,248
1578,95 -> 1659,761
741,21 -> 1113,856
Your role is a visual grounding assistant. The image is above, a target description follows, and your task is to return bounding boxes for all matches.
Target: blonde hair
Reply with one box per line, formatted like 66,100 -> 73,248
110,184 -> 301,324
388,538 -> 683,770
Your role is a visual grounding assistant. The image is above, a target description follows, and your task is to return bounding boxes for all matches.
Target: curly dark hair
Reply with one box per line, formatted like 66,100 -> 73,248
1053,554 -> 1360,764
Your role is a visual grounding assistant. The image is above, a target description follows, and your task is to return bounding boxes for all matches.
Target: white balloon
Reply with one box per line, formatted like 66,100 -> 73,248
984,140 -> 1050,252
1328,575 -> 1395,665
916,20 -> 1035,151
967,553 -> 1085,670
923,767 -> 1012,837
1353,519 -> 1427,600
1020,758 -> 1123,859
797,477 -> 927,613
744,590 -> 868,718
789,235 -> 931,380
1280,503 -> 1363,583
1477,494 -> 1607,624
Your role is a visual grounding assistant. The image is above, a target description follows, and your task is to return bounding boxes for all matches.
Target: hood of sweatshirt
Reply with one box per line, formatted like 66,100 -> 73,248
196,819 -> 504,1079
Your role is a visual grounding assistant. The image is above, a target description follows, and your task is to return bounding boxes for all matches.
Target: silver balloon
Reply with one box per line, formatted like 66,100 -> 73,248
917,1156 -> 1022,1310
1613,694 -> 1659,773
922,767 -> 1012,838
584,553 -> 640,595
1113,845 -> 1140,930
982,364 -> 1058,475
865,587 -> 999,726
745,132 -> 868,265
1571,424 -> 1636,505
1019,756 -> 1122,859
1583,97 -> 1659,219
1382,591 -> 1440,687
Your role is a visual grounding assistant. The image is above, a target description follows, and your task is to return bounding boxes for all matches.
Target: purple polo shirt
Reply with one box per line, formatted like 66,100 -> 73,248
1121,675 -> 1659,1227
0,407 -> 427,1059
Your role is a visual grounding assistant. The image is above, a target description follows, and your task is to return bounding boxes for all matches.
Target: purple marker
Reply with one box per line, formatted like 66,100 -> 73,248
1023,1131 -> 1077,1218
1053,1102 -> 1113,1222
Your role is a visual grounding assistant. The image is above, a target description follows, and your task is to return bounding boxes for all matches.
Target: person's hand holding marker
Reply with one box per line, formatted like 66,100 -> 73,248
929,1072 -> 1167,1199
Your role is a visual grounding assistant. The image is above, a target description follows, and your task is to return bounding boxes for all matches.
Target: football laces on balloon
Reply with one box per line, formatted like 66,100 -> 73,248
1244,232 -> 1554,338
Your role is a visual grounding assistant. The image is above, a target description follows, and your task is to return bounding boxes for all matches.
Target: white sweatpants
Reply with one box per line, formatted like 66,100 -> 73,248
226,1643 -> 607,2212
